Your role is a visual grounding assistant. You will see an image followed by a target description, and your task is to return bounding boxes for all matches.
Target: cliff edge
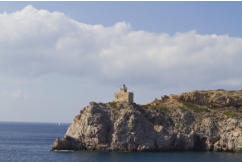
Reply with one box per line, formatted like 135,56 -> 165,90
52,89 -> 242,152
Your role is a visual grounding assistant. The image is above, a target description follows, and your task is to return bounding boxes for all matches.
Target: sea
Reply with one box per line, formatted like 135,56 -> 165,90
0,122 -> 241,162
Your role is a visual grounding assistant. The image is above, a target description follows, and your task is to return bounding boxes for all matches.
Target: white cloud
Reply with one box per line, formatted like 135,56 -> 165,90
0,5 -> 242,89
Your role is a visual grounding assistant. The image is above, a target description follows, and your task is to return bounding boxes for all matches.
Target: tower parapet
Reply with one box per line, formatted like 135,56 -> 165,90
114,84 -> 133,104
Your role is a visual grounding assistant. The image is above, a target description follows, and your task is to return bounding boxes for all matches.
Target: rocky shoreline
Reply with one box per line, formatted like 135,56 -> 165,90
52,89 -> 242,152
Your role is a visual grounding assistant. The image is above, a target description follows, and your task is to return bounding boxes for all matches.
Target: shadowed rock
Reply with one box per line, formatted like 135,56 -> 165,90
52,89 -> 242,152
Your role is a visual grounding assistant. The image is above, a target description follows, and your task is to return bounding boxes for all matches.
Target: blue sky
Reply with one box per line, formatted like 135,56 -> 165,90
1,2 -> 242,36
0,2 -> 242,122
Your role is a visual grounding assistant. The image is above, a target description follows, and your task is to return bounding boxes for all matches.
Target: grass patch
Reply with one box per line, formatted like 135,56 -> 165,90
150,105 -> 167,111
110,101 -> 117,108
178,106 -> 187,112
223,111 -> 239,118
140,104 -> 167,111
179,100 -> 210,113
140,105 -> 148,109
234,96 -> 240,100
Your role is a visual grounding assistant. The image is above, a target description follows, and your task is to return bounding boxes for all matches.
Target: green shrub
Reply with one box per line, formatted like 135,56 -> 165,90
110,101 -> 117,108
140,105 -> 148,109
179,100 -> 210,113
150,105 -> 167,111
178,106 -> 187,112
223,111 -> 239,118
140,104 -> 167,112
234,96 -> 240,100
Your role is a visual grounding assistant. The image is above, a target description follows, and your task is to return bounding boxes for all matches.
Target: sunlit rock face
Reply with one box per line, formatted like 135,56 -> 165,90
52,90 -> 242,152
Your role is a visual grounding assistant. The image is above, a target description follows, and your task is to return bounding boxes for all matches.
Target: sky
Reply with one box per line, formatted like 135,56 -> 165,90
0,2 -> 242,123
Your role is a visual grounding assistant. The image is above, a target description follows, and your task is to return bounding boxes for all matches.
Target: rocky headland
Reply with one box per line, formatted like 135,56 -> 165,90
52,89 -> 242,152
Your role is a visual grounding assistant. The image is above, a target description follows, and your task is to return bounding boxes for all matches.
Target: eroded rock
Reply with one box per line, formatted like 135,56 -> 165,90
52,90 -> 242,152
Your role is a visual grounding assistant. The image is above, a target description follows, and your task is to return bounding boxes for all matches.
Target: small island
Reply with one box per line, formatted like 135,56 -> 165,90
52,85 -> 242,152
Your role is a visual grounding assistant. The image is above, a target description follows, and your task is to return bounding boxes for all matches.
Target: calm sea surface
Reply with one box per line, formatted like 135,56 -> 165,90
0,122 -> 241,162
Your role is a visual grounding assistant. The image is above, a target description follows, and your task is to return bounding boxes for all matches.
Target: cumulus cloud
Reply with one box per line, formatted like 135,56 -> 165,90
0,5 -> 242,89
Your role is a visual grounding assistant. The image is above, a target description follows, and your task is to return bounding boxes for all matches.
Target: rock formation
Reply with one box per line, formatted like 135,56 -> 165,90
52,89 -> 242,152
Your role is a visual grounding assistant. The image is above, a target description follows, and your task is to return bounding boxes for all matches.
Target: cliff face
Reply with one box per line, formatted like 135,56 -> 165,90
52,90 -> 242,152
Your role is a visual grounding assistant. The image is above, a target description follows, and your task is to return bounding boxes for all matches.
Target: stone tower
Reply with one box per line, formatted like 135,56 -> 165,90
114,84 -> 134,104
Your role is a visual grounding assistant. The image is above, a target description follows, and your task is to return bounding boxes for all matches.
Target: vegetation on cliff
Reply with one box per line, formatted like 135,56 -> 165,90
52,89 -> 242,152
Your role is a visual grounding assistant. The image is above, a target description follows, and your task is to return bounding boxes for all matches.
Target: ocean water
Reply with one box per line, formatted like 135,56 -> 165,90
0,122 -> 241,162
